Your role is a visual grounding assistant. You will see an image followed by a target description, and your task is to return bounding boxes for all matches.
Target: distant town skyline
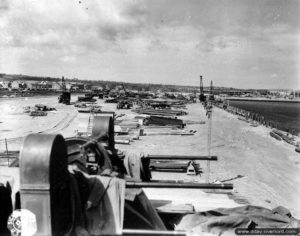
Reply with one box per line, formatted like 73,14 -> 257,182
0,0 -> 299,89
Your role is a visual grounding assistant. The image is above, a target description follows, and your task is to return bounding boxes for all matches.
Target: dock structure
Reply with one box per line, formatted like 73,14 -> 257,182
2,81 -> 298,235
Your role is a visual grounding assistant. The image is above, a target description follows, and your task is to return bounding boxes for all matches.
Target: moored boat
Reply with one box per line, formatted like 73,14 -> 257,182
237,116 -> 249,123
250,121 -> 259,127
272,129 -> 295,145
270,131 -> 282,141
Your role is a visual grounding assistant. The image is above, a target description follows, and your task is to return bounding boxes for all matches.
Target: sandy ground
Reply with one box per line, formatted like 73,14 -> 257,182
119,103 -> 300,218
1,95 -> 299,218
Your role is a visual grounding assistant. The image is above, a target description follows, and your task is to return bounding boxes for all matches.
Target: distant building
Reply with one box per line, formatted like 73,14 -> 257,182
70,82 -> 84,91
29,81 -> 52,90
257,90 -> 269,96
25,81 -> 34,90
30,82 -> 40,90
0,81 -> 9,89
19,82 -> 27,89
84,84 -> 92,90
40,81 -> 52,89
51,82 -> 62,91
65,83 -> 71,90
91,85 -> 103,91
11,81 -> 21,89
7,80 -> 27,90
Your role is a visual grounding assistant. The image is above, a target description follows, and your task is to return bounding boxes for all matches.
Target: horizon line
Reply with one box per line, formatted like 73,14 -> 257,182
0,72 -> 299,91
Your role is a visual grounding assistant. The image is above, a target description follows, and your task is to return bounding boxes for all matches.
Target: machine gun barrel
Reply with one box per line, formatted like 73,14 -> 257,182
146,155 -> 217,161
126,181 -> 233,189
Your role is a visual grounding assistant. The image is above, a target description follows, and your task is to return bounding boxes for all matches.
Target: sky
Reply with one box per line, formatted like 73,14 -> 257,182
0,0 -> 299,89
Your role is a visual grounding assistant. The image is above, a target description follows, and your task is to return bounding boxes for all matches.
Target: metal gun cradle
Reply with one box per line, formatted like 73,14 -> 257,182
16,115 -> 233,235
144,154 -> 218,174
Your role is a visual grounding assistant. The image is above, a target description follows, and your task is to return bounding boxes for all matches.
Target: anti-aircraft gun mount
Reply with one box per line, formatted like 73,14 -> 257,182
16,115 -> 232,235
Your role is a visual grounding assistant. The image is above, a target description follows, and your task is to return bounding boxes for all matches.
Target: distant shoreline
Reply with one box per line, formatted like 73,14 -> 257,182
226,97 -> 300,103
0,90 -> 60,98
0,90 -> 86,99
225,99 -> 300,135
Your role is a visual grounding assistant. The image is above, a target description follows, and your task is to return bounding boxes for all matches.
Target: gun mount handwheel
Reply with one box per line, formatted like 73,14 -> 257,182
19,134 -> 69,235
92,115 -> 115,149
19,133 -> 68,191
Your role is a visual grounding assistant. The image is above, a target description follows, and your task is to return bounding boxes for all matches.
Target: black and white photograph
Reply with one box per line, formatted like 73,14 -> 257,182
0,0 -> 299,235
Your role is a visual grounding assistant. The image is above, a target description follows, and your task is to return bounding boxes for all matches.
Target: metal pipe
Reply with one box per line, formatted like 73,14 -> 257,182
150,169 -> 186,173
126,181 -> 233,189
143,126 -> 182,129
123,229 -> 186,236
138,111 -> 182,114
134,109 -> 183,113
145,132 -> 194,136
136,113 -> 175,117
146,155 -> 217,161
115,139 -> 130,145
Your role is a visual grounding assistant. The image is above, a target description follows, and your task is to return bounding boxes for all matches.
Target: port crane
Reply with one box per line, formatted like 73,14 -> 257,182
117,83 -> 133,109
199,75 -> 206,102
57,76 -> 71,105
121,83 -> 135,98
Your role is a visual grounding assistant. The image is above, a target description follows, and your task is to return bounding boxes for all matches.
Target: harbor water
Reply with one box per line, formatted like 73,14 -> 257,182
228,100 -> 300,135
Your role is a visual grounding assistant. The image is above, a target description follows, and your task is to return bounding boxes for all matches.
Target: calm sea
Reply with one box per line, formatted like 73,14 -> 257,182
228,100 -> 300,135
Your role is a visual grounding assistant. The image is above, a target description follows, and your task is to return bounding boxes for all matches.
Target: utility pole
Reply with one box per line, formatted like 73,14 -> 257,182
206,80 -> 213,183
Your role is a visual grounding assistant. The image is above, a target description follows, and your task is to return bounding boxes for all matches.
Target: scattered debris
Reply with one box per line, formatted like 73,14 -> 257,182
272,129 -> 296,145
29,111 -> 47,116
143,116 -> 185,128
35,104 -> 56,111
77,93 -> 97,102
219,175 -> 245,183
117,100 -> 133,109
133,108 -> 187,116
